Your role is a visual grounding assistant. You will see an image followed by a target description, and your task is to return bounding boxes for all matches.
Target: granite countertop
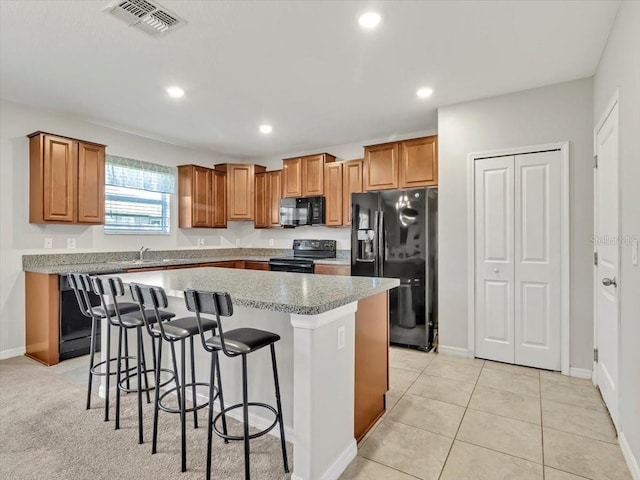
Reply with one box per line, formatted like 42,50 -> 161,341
115,267 -> 398,316
23,253 -> 350,274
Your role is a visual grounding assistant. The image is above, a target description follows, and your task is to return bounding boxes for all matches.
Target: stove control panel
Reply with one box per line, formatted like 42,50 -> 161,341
293,239 -> 336,252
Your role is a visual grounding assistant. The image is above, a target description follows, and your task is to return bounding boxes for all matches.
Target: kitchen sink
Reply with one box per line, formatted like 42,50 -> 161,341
109,259 -> 160,265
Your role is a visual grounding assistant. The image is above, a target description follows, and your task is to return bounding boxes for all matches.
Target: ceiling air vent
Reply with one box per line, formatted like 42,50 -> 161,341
104,0 -> 186,37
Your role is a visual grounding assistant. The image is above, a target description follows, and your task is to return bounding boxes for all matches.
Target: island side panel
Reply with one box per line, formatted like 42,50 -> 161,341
354,291 -> 389,442
25,272 -> 59,365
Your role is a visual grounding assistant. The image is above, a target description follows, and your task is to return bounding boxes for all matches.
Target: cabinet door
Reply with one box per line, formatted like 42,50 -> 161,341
314,264 -> 350,276
227,164 -> 253,220
267,170 -> 282,227
399,136 -> 438,188
282,158 -> 303,197
342,159 -> 363,226
364,143 -> 399,191
254,172 -> 267,228
244,261 -> 270,271
43,135 -> 76,222
77,142 -> 105,224
192,166 -> 213,227
212,170 -> 227,227
324,162 -> 343,226
302,154 -> 326,196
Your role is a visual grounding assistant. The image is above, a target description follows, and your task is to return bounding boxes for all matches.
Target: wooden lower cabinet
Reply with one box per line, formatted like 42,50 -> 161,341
354,292 -> 389,441
201,261 -> 240,268
314,263 -> 350,276
25,272 -> 60,366
244,261 -> 270,271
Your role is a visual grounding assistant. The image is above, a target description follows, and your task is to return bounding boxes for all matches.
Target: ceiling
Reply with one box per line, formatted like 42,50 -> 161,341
0,0 -> 620,158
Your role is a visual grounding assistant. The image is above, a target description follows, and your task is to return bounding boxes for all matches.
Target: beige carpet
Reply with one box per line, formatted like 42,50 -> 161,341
0,356 -> 292,480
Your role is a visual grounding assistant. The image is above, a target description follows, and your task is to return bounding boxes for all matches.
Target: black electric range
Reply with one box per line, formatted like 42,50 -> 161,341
268,239 -> 336,273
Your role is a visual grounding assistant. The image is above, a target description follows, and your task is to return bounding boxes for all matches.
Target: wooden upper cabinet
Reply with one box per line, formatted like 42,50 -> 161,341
399,136 -> 438,188
342,159 -> 363,226
28,132 -> 105,224
364,142 -> 399,191
303,154 -> 335,196
267,170 -> 282,227
215,163 -> 265,220
77,142 -> 105,223
324,162 -> 343,226
282,158 -> 303,198
212,170 -> 227,228
254,172 -> 267,228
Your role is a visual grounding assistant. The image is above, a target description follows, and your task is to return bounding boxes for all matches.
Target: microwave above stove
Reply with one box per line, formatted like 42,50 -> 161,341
279,196 -> 325,227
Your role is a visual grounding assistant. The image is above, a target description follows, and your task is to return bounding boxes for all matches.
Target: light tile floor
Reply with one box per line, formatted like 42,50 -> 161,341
340,347 -> 632,480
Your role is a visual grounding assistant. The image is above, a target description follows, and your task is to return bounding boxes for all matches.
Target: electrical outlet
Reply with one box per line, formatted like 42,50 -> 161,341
67,238 -> 76,249
632,238 -> 638,266
337,326 -> 345,350
198,238 -> 205,247
44,238 -> 53,249
269,239 -> 274,247
235,239 -> 241,246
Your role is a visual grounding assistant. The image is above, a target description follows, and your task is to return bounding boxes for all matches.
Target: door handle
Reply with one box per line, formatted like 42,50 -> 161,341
602,277 -> 617,288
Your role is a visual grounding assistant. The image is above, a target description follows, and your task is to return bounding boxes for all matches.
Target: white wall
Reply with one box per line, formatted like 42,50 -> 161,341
437,78 -> 595,369
593,1 -> 640,472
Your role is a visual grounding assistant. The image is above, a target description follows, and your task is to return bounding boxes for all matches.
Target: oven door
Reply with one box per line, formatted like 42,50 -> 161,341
269,260 -> 315,273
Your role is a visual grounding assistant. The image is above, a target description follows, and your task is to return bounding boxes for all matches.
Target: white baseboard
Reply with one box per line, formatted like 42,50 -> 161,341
0,346 -> 25,360
620,432 -> 640,480
569,367 -> 593,379
437,345 -> 472,358
291,439 -> 357,480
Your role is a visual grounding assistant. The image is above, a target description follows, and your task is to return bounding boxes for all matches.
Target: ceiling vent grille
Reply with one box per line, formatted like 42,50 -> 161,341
104,0 -> 186,37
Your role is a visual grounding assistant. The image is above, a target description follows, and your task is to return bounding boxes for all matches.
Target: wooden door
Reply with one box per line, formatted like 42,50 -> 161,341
282,158 -> 302,197
364,142 -> 399,191
399,136 -> 438,188
595,101 -> 620,427
267,170 -> 282,227
192,166 -> 213,227
324,162 -> 343,226
43,134 -> 76,222
77,142 -> 105,223
475,156 -> 515,364
342,159 -> 363,226
303,154 -> 328,196
212,170 -> 227,227
514,151 -> 561,370
227,164 -> 254,220
254,172 -> 267,228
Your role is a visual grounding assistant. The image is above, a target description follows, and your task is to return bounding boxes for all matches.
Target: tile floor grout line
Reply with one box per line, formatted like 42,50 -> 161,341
542,424 -> 621,446
453,438 -> 544,467
464,405 -> 541,427
357,456 -> 423,479
435,359 -> 483,480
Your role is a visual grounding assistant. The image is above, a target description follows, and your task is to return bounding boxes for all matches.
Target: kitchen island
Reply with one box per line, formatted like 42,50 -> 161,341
109,267 -> 398,480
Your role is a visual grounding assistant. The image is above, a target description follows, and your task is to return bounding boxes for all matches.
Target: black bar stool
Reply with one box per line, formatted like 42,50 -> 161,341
184,289 -> 289,480
91,276 -> 176,444
67,273 -> 138,422
129,283 -> 219,472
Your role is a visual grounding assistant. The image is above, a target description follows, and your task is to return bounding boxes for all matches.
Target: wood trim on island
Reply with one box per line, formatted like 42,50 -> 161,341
25,272 -> 59,366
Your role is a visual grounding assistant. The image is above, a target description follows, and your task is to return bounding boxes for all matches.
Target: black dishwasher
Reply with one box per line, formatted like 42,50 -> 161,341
59,274 -> 102,361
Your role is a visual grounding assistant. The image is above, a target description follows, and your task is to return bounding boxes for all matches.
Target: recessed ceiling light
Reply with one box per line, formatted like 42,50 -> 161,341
259,124 -> 273,134
416,87 -> 434,99
166,86 -> 185,98
358,12 -> 381,29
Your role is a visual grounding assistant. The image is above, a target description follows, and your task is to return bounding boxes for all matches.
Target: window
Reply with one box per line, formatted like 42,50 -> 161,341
104,155 -> 175,234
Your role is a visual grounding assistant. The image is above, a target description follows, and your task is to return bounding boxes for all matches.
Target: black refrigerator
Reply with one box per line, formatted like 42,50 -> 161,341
351,188 -> 437,351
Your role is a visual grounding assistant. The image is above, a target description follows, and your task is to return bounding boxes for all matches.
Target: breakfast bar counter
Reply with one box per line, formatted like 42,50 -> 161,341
110,267 -> 398,480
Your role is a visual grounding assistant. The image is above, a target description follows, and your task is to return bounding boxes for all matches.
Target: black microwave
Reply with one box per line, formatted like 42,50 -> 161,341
279,196 -> 325,227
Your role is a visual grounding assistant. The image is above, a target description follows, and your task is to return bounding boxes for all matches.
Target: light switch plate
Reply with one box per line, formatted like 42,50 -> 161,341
337,326 -> 345,350
44,238 -> 53,249
632,238 -> 638,266
198,238 -> 205,247
67,238 -> 76,249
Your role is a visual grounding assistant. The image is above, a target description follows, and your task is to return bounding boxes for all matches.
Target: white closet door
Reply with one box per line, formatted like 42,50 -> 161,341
514,151 -> 562,370
475,156 -> 515,363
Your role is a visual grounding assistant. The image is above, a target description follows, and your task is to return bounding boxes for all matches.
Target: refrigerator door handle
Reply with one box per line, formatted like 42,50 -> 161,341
377,210 -> 384,277
373,210 -> 380,276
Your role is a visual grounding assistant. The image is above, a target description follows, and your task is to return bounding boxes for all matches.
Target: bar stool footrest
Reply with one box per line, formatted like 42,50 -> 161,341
212,402 -> 279,441
90,356 -> 137,377
118,367 -> 176,394
158,382 -> 211,414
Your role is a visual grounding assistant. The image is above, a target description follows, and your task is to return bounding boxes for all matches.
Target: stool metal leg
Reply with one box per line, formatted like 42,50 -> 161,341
115,325 -> 124,430
215,351 -> 229,443
104,320 -> 111,422
206,352 -> 216,480
242,353 -> 251,480
180,339 -> 187,472
190,336 -> 198,429
152,337 -> 162,455
270,344 -> 289,473
140,336 -> 151,404
136,328 -> 144,444
86,316 -> 97,410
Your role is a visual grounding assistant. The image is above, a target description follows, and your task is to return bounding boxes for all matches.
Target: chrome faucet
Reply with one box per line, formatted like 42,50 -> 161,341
139,246 -> 150,261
